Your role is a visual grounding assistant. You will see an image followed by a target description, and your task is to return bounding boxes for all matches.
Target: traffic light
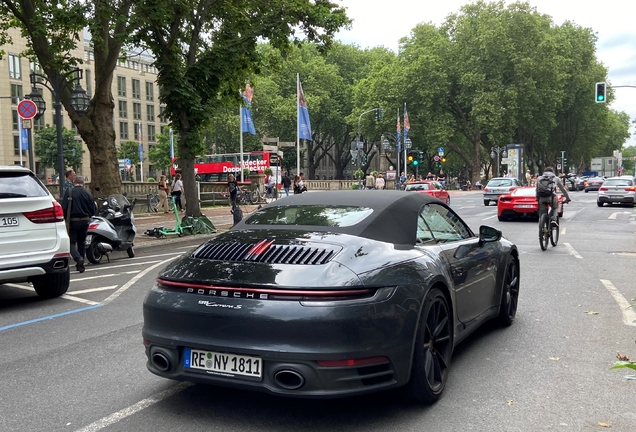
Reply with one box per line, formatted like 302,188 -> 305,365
595,82 -> 606,103
407,150 -> 419,165
376,107 -> 383,121
441,157 -> 446,163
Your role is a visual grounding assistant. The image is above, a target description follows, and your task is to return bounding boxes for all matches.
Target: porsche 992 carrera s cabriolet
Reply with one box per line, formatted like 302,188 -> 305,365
143,191 -> 520,404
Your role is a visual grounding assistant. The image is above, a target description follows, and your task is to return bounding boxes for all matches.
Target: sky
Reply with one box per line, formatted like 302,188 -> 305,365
335,0 -> 636,148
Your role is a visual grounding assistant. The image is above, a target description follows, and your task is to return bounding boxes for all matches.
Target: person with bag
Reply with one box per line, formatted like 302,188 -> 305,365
171,173 -> 184,212
62,176 -> 96,273
536,167 -> 571,227
155,175 -> 171,213
227,173 -> 239,210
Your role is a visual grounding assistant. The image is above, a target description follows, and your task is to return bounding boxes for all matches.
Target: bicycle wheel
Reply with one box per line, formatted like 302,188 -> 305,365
550,215 -> 560,247
538,213 -> 549,251
148,194 -> 159,212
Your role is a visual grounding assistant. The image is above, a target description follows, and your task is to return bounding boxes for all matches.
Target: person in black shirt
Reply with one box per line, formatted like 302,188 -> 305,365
62,176 -> 97,273
281,171 -> 292,196
227,174 -> 239,210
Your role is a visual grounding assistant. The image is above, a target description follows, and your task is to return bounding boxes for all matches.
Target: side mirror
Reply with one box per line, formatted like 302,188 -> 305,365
479,225 -> 502,244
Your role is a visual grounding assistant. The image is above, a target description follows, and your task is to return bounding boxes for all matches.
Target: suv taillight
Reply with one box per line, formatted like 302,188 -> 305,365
625,186 -> 635,192
599,187 -> 608,191
23,201 -> 65,224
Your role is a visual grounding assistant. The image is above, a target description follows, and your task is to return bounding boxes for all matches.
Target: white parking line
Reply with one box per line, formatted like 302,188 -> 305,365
75,382 -> 194,432
60,294 -> 100,306
563,243 -> 583,259
84,260 -> 163,272
600,280 -> 636,327
102,257 -> 178,305
74,271 -> 140,282
561,227 -> 566,235
68,285 -> 119,295
482,215 -> 497,220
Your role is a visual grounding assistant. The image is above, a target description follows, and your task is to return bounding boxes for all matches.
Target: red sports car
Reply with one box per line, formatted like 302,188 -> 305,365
497,186 -> 564,221
404,181 -> 450,205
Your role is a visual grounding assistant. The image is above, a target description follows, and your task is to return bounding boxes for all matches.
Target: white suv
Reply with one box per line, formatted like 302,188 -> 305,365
597,176 -> 636,207
0,166 -> 71,298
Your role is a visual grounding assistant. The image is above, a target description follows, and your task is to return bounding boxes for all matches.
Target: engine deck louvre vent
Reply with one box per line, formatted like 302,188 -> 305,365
192,241 -> 340,265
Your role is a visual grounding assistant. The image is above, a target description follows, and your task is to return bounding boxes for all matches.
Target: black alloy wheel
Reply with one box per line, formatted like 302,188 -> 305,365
497,258 -> 520,326
405,288 -> 453,404
86,237 -> 104,264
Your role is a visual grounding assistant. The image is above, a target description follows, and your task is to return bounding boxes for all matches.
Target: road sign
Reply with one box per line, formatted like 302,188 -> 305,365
17,99 -> 38,119
125,158 -> 132,171
279,141 -> 296,148
438,151 -> 444,157
557,163 -> 562,170
357,142 -> 364,149
434,155 -> 440,161
438,147 -> 444,152
350,150 -> 359,159
21,119 -> 32,129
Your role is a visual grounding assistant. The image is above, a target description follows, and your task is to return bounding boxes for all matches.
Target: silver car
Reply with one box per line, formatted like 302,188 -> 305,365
483,177 -> 523,206
597,176 -> 636,206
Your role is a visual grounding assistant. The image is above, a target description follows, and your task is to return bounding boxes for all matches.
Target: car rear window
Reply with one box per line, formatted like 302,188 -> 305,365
0,171 -> 49,198
513,187 -> 536,197
245,205 -> 374,227
603,179 -> 633,187
487,179 -> 512,187
405,183 -> 430,191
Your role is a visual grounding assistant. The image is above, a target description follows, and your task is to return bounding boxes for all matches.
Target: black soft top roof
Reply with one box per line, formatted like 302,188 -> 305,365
237,190 -> 439,245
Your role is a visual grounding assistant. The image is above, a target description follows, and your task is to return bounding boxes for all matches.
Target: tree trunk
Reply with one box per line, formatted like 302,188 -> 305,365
177,129 -> 201,217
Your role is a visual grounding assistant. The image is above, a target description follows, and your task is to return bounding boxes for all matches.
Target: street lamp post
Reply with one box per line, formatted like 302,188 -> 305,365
27,69 -> 90,199
382,133 -> 400,189
490,146 -> 506,177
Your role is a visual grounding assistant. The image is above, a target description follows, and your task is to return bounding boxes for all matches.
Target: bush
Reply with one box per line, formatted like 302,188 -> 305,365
353,169 -> 364,180
263,167 -> 273,176
147,177 -> 156,182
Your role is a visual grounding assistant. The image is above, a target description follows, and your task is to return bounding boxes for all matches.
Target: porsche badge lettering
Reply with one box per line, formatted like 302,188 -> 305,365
198,300 -> 242,309
188,287 -> 268,300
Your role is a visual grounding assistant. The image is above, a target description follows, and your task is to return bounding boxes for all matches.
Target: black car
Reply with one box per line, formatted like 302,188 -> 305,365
584,177 -> 605,192
143,191 -> 520,404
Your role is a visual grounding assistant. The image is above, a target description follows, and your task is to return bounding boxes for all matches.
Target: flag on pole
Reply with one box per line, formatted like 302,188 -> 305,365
403,103 -> 410,140
138,122 -> 144,162
396,109 -> 402,154
169,127 -> 174,160
240,84 -> 256,135
298,80 -> 312,141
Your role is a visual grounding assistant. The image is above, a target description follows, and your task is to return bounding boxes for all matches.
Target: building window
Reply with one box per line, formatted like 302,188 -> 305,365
117,76 -> 126,97
132,79 -> 141,99
147,124 -> 156,142
159,106 -> 167,123
10,83 -> 23,105
119,100 -> 128,118
30,61 -> 44,83
133,102 -> 142,120
14,135 -> 21,156
85,69 -> 92,97
12,110 -> 19,130
134,122 -> 141,141
145,82 -> 154,101
9,54 -> 21,79
34,116 -> 45,131
146,104 -> 155,121
119,121 -> 128,139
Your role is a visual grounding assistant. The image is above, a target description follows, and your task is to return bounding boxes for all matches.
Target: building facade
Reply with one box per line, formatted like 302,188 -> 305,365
0,28 -> 166,181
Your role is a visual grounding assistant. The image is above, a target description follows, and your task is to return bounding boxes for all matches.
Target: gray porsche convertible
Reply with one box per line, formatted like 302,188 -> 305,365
142,190 -> 520,404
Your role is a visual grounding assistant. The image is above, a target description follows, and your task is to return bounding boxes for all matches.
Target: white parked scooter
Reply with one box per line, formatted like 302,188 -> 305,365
85,191 -> 137,264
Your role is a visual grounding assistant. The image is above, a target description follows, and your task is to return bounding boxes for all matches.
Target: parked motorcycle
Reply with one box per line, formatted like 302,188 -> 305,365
85,191 -> 137,264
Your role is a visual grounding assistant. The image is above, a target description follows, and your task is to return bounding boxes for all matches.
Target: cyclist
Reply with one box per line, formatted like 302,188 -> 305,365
536,167 -> 571,226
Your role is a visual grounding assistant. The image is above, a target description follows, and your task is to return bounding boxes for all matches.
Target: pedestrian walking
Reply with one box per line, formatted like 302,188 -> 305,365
365,173 -> 375,190
63,169 -> 76,197
227,173 -> 238,209
281,171 -> 292,196
156,175 -> 171,213
375,173 -> 385,190
62,176 -> 96,273
171,173 -> 184,212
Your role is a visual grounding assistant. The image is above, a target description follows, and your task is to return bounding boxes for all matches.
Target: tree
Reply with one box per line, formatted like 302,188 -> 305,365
129,0 -> 350,216
117,141 -> 140,166
0,0 -> 137,196
149,126 -> 177,175
34,126 -> 84,173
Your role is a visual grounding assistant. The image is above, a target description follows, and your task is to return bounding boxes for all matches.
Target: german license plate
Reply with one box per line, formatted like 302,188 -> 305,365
184,348 -> 262,379
515,204 -> 534,208
0,216 -> 19,227
608,196 -> 621,199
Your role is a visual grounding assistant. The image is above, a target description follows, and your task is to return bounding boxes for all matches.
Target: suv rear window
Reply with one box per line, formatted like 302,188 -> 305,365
0,171 -> 49,198
603,179 -> 633,187
487,179 -> 512,187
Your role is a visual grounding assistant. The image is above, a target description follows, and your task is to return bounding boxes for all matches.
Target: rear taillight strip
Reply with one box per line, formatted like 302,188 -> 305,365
156,278 -> 371,298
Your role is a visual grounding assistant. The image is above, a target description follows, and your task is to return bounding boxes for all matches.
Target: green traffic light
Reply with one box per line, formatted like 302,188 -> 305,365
597,95 -> 604,101
412,160 -> 418,166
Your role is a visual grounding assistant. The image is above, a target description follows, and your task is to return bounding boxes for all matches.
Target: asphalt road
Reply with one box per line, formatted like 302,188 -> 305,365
1,191 -> 635,431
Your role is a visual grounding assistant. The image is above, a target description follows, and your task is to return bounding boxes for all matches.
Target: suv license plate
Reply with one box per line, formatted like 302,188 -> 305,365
184,348 -> 262,379
0,216 -> 19,227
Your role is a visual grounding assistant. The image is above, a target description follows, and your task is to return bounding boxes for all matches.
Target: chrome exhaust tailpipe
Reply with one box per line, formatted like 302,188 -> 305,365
274,370 -> 305,390
97,242 -> 114,253
52,260 -> 66,269
151,352 -> 171,372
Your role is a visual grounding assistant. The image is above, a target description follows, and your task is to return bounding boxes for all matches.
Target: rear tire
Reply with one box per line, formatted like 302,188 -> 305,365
404,288 -> 453,404
483,200 -> 489,206
596,201 -> 603,207
127,246 -> 135,258
550,216 -> 560,247
539,213 -> 549,251
86,237 -> 104,264
497,215 -> 506,221
32,269 -> 70,299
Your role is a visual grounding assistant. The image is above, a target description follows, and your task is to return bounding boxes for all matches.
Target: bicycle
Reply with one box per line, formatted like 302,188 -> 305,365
147,192 -> 159,213
538,199 -> 568,250
251,185 -> 278,204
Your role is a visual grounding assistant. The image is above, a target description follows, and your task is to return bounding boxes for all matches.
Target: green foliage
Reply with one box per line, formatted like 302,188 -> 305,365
263,167 -> 273,176
610,361 -> 636,380
147,177 -> 156,182
117,141 -> 140,166
353,169 -> 364,180
243,168 -> 251,179
34,126 -> 84,172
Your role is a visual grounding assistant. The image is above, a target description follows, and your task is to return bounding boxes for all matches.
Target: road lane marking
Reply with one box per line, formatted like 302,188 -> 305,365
600,280 -> 636,327
68,285 -> 119,295
84,260 -> 163,272
74,271 -> 140,282
482,215 -> 497,220
561,227 -> 566,235
563,243 -> 583,259
0,305 -> 102,332
127,252 -> 185,260
102,257 -> 178,305
459,206 -> 476,209
74,382 -> 194,432
609,212 -> 619,220
60,295 -> 100,305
